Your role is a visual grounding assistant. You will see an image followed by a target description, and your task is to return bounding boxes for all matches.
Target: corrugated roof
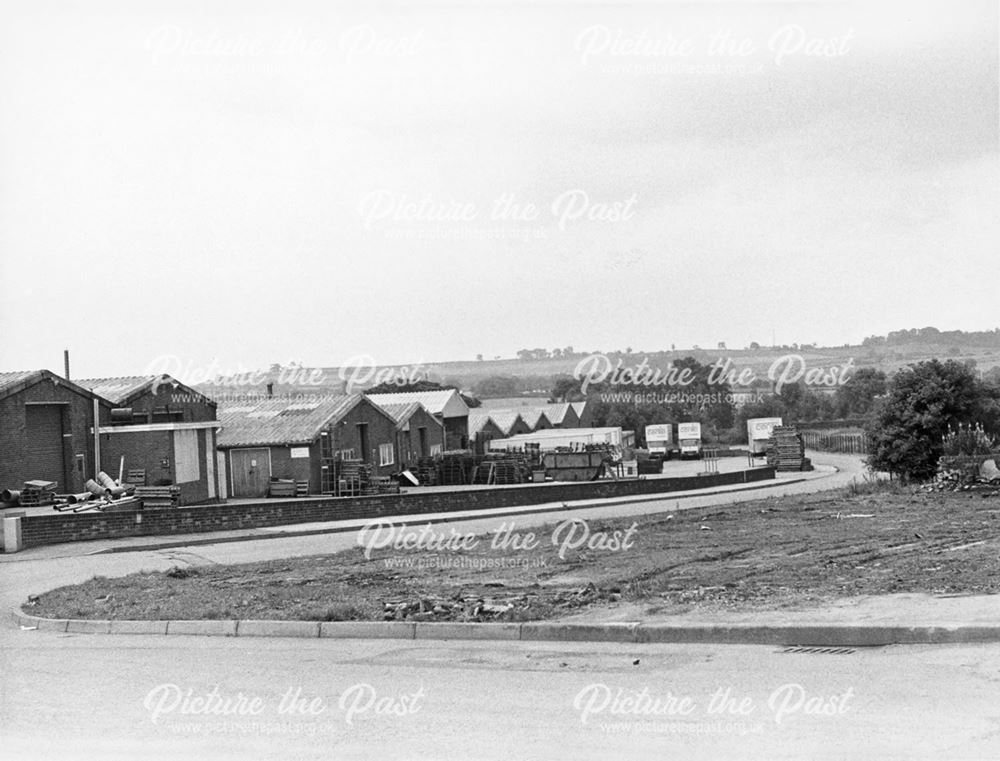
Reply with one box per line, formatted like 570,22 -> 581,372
363,389 -> 467,417
0,370 -> 42,394
0,369 -> 108,404
545,402 -> 571,424
75,376 -> 160,404
74,374 -> 214,406
487,411 -> 526,436
370,400 -> 421,426
218,394 -> 361,447
468,411 -> 498,436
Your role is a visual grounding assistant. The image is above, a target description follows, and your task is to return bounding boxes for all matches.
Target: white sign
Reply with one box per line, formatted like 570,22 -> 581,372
290,447 -> 310,459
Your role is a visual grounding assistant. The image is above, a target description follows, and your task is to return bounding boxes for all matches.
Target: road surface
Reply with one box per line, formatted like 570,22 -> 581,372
5,452 -> 998,760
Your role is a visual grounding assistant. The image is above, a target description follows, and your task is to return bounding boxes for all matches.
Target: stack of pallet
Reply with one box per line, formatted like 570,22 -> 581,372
766,426 -> 813,472
438,452 -> 475,486
135,485 -> 181,508
333,460 -> 371,496
367,476 -> 400,495
20,480 -> 57,506
268,479 -> 298,498
415,457 -> 438,486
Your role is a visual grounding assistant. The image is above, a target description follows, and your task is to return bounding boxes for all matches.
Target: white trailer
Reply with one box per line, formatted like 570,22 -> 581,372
677,422 -> 702,458
644,424 -> 674,455
747,417 -> 783,455
488,427 -> 624,452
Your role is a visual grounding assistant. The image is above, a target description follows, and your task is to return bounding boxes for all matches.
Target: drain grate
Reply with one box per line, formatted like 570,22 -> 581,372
779,646 -> 857,655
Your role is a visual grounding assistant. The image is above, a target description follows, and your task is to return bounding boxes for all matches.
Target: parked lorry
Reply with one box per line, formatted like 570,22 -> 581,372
644,424 -> 675,456
677,422 -> 702,459
747,417 -> 783,455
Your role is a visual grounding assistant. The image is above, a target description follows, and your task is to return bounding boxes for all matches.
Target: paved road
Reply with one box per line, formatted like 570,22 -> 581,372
6,452 -> 998,759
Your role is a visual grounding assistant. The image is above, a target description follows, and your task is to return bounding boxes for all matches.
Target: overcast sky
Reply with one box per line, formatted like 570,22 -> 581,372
1,0 -> 996,381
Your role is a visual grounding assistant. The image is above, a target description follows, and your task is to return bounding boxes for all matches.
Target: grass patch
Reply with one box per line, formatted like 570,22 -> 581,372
25,488 -> 1000,623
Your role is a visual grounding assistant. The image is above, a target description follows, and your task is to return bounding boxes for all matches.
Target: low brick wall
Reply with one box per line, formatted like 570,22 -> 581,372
16,467 -> 775,550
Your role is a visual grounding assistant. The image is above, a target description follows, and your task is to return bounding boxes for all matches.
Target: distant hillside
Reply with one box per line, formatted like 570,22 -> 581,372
193,328 -> 1000,400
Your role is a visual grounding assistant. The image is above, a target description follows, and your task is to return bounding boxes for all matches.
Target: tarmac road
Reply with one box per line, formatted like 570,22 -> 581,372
4,452 -> 999,760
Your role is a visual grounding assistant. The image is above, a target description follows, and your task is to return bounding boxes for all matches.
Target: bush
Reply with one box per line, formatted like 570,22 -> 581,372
866,359 -> 991,482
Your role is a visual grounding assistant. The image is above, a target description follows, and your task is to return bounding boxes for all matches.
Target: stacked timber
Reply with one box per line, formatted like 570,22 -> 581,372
135,485 -> 181,508
766,426 -> 813,472
19,480 -> 57,507
268,479 -> 298,498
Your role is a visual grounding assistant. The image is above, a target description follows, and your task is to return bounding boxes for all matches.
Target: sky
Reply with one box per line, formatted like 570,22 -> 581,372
0,0 -> 997,382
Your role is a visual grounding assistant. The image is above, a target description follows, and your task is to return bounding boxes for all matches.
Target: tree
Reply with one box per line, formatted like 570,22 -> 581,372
549,374 -> 584,403
471,375 -> 521,399
833,367 -> 887,418
866,360 -> 986,482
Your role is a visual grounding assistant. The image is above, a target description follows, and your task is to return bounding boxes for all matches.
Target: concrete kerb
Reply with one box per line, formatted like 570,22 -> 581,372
12,607 -> 1000,645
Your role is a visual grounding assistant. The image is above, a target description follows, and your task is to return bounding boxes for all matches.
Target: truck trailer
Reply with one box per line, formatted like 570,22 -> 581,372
644,424 -> 675,456
747,417 -> 783,455
677,422 -> 702,459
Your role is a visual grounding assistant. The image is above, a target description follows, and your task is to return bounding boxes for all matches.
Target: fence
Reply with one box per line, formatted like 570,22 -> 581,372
800,431 -> 869,455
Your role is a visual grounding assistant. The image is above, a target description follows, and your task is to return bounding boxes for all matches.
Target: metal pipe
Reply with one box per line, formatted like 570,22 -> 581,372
93,398 -> 101,481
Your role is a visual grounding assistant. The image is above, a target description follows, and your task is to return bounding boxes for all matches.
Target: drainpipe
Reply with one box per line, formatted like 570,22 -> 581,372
93,398 -> 101,480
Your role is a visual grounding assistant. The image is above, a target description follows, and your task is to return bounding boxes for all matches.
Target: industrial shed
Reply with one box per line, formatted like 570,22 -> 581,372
514,407 -> 552,432
572,401 -> 594,428
488,411 -> 532,438
0,370 -> 112,496
468,411 -> 507,454
363,389 -> 470,450
76,374 -> 221,505
544,402 -> 580,428
368,400 -> 445,471
217,394 -> 398,498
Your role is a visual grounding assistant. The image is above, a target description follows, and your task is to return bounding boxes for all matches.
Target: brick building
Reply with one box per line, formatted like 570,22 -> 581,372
468,411 -> 507,455
76,375 -> 221,505
363,390 -> 470,450
217,394 -> 398,498
0,370 -> 112,495
369,400 -> 445,471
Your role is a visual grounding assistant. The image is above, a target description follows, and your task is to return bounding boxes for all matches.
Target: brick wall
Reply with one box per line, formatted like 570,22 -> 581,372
126,384 -> 217,423
16,467 -> 775,549
0,377 -> 110,494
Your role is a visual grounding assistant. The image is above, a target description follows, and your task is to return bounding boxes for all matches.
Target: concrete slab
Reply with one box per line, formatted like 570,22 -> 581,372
165,619 -> 237,636
318,621 -> 415,639
64,619 -> 111,634
237,620 -> 320,638
108,620 -> 169,635
414,622 -> 521,640
521,622 -> 639,642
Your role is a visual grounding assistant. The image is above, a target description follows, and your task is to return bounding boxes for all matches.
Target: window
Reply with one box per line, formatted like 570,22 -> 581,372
379,443 -> 395,467
430,444 -> 442,456
335,448 -> 356,460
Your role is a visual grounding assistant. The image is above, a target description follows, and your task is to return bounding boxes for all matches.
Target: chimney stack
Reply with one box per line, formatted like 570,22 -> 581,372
63,349 -> 71,380
266,382 -> 274,398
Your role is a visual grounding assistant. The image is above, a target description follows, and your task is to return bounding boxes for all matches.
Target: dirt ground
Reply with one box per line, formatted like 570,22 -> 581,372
27,483 -> 1000,623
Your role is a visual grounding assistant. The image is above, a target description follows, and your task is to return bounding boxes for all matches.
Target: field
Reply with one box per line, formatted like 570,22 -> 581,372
195,341 -> 1000,398
27,484 -> 1000,623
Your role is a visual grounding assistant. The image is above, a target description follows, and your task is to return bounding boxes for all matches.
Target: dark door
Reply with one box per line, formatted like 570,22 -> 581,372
229,448 -> 270,497
356,424 -> 370,463
25,405 -> 66,487
417,427 -> 427,457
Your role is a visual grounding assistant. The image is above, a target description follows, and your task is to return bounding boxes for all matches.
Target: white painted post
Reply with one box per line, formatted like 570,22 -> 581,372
3,516 -> 23,553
